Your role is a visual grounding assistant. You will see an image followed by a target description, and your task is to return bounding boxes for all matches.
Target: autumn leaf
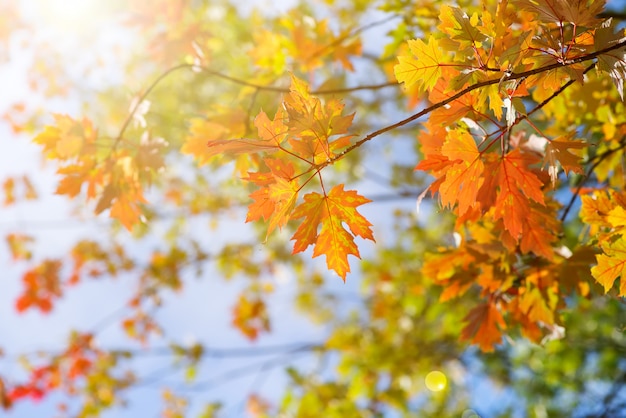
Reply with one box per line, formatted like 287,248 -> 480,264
514,0 -> 605,27
290,192 -> 327,254
518,282 -> 558,324
205,111 -> 286,158
33,115 -> 97,160
231,295 -> 270,341
15,260 -> 63,313
284,74 -> 355,163
607,205 -> 626,228
291,185 -> 373,280
438,5 -> 488,46
492,149 -> 545,239
394,36 -> 447,93
266,176 -> 299,237
543,135 -> 586,186
438,130 -> 484,216
594,18 -> 626,100
110,193 -> 147,232
460,301 -> 506,352
6,233 -> 34,261
518,203 -> 559,259
245,158 -> 299,240
2,178 -> 14,206
591,237 -> 626,295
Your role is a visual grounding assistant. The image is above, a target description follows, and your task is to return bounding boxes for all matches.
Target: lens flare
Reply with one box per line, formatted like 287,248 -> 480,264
425,370 -> 447,392
25,0 -> 111,36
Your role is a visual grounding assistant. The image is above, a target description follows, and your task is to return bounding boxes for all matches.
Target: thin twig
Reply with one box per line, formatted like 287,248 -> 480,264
109,341 -> 323,358
560,136 -> 626,222
112,64 -> 191,153
326,39 -> 626,169
173,344 -> 319,392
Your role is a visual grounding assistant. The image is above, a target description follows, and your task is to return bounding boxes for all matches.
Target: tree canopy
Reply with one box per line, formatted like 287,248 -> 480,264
1,0 -> 626,416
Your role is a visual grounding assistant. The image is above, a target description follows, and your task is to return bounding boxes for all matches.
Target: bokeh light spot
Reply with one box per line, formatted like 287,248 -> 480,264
425,370 -> 447,392
462,409 -> 481,418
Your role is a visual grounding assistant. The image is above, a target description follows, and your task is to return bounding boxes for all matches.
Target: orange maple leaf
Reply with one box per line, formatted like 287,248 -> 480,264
438,130 -> 485,216
492,149 -> 544,239
204,113 -> 284,158
245,158 -> 299,239
460,301 -> 506,352
291,185 -> 373,280
110,192 -> 147,231
284,74 -> 355,163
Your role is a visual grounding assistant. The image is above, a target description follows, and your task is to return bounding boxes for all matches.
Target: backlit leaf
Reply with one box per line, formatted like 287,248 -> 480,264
394,36 -> 446,92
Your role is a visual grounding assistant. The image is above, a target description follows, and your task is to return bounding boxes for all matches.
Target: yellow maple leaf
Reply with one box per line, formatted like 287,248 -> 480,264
592,238 -> 626,295
394,36 -> 446,93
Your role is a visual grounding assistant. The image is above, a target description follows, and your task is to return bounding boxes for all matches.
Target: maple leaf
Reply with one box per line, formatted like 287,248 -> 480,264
231,295 -> 270,341
594,18 -> 626,100
266,176 -> 299,237
394,36 -> 446,93
607,205 -> 626,228
290,192 -> 326,254
543,135 -> 586,186
438,5 -> 488,47
110,192 -> 147,231
518,203 -> 560,259
245,158 -> 299,240
291,185 -> 373,280
514,0 -> 605,27
460,301 -> 506,352
182,120 -> 229,165
492,149 -> 545,239
591,237 -> 626,295
580,190 -> 615,228
207,109 -> 288,158
283,75 -> 355,163
518,281 -> 559,324
6,233 -> 34,261
33,115 -> 97,160
437,130 -> 485,216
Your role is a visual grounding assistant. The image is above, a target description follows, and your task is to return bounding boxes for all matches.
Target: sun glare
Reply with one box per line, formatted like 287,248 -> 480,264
25,0 -> 112,36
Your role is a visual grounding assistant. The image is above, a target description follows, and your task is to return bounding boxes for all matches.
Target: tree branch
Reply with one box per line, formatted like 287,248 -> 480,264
328,39 -> 626,167
170,344 -> 320,392
598,11 -> 626,20
560,136 -> 626,222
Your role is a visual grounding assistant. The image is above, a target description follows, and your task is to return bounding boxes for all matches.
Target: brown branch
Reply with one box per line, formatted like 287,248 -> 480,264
200,66 -> 397,94
560,136 -> 626,222
514,64 -> 595,126
112,64 -> 191,154
598,11 -> 626,20
112,64 -> 398,147
172,344 -> 320,392
325,39 -> 626,168
108,341 -> 323,359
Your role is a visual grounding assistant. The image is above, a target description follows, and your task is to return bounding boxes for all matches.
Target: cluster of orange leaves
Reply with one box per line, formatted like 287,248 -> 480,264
34,114 -> 165,231
21,0 -> 626,356
394,0 -> 626,350
200,74 -> 375,280
8,333 -> 96,403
